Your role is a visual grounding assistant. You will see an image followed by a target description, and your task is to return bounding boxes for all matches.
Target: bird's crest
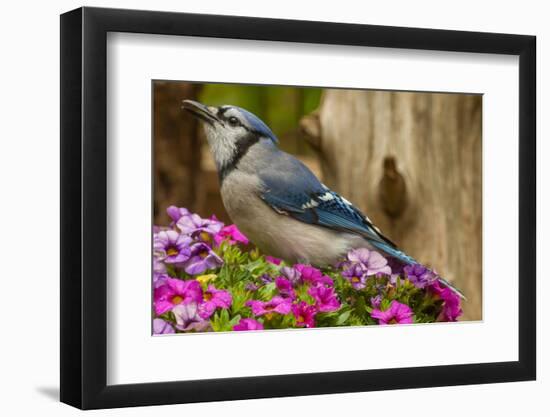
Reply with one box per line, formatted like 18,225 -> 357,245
234,106 -> 279,144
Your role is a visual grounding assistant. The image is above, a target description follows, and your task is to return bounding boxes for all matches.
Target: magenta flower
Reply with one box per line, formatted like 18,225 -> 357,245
154,230 -> 192,264
233,318 -> 264,331
371,300 -> 414,325
183,242 -> 223,275
166,205 -> 190,224
294,264 -> 334,287
265,256 -> 282,265
430,281 -> 463,321
246,296 -> 292,317
346,248 -> 392,276
153,278 -> 202,315
214,224 -> 249,246
198,285 -> 232,319
292,302 -> 317,328
308,285 -> 341,312
275,277 -> 296,299
342,263 -> 369,289
172,302 -> 211,332
153,318 -> 175,335
404,264 -> 438,289
176,213 -> 223,241
294,264 -> 322,284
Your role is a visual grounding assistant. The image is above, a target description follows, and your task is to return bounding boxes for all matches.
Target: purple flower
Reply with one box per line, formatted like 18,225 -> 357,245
346,248 -> 392,276
176,213 -> 223,241
166,205 -> 190,224
153,278 -> 202,315
172,302 -> 211,332
233,318 -> 264,331
371,300 -> 414,325
292,302 -> 317,328
183,242 -> 223,275
153,318 -> 175,335
153,272 -> 169,288
404,264 -> 438,289
308,285 -> 341,312
245,282 -> 260,292
153,257 -> 167,274
370,294 -> 382,308
214,224 -> 249,246
154,230 -> 192,264
430,281 -> 463,322
259,274 -> 274,284
246,296 -> 292,317
280,266 -> 301,286
198,285 -> 232,319
275,277 -> 296,299
265,256 -> 282,265
342,263 -> 369,289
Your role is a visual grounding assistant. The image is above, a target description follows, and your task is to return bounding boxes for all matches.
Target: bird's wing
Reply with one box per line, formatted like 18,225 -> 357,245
258,154 -> 400,251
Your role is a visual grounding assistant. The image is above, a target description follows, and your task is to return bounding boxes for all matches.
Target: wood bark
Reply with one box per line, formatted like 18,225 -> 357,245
301,90 -> 482,320
153,82 -> 202,225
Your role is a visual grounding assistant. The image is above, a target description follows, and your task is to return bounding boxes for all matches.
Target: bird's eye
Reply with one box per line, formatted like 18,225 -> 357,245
228,116 -> 239,126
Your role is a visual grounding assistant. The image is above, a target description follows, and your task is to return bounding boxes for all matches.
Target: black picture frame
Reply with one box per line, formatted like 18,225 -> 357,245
60,6 -> 536,410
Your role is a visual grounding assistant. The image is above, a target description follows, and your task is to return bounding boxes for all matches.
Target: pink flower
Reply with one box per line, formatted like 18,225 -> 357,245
214,224 -> 249,246
233,318 -> 264,331
292,302 -> 317,328
275,277 -> 296,299
153,278 -> 202,315
371,300 -> 414,325
198,285 -> 232,319
308,284 -> 341,312
265,256 -> 282,265
429,281 -> 463,321
246,296 -> 292,317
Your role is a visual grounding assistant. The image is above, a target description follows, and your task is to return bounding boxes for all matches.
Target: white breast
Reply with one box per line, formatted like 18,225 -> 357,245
220,171 -> 366,266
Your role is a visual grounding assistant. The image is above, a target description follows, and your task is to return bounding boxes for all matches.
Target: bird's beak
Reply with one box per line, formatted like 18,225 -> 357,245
182,100 -> 219,126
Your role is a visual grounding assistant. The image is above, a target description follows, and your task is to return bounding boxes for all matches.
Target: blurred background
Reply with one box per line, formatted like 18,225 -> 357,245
153,81 -> 482,320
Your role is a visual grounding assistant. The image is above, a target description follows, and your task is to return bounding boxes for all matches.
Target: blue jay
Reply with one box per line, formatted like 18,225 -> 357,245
182,100 -> 463,297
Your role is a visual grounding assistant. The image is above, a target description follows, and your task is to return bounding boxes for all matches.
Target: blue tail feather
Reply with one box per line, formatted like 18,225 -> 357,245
369,241 -> 466,300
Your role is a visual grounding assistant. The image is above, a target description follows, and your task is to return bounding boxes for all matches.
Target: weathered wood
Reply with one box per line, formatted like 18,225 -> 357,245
153,82 -> 202,224
301,90 -> 482,320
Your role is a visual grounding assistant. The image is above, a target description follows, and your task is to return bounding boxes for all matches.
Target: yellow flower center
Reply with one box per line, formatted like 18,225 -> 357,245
297,315 -> 305,323
200,232 -> 211,242
204,292 -> 213,301
351,276 -> 361,283
172,295 -> 183,305
389,318 -> 397,324
199,250 -> 209,259
166,247 -> 179,256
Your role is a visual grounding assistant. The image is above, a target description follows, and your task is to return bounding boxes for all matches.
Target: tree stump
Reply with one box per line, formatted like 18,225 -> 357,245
301,90 -> 482,320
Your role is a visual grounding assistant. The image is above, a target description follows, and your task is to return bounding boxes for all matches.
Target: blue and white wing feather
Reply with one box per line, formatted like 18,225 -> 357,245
257,155 -> 416,265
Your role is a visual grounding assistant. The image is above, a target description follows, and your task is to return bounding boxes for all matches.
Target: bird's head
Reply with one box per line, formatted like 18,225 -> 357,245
182,100 -> 278,176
